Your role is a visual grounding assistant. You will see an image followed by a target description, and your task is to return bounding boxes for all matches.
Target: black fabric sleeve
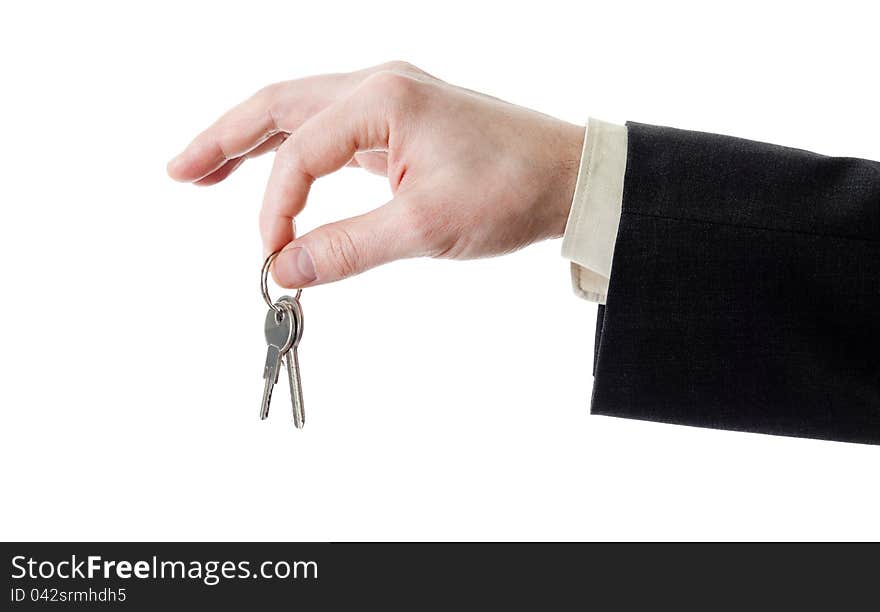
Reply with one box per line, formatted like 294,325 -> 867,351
591,122 -> 880,444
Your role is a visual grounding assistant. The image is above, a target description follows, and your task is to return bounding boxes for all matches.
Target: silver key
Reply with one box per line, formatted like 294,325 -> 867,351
260,303 -> 295,420
278,295 -> 305,428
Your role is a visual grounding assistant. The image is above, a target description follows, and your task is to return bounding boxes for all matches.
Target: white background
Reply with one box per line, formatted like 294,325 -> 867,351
1,1 -> 878,541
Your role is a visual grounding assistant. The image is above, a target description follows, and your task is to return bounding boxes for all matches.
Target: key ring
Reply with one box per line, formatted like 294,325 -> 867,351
261,250 -> 302,312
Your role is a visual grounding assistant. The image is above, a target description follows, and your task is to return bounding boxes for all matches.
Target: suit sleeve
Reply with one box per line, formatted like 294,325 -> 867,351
592,122 -> 880,444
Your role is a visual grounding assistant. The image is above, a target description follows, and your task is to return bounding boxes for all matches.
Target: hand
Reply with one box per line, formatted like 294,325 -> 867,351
168,62 -> 584,288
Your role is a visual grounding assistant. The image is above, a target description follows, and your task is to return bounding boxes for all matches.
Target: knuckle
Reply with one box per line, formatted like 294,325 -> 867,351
252,83 -> 278,105
276,135 -> 313,180
255,80 -> 286,100
322,225 -> 363,278
207,133 -> 232,161
363,69 -> 417,100
380,60 -> 419,73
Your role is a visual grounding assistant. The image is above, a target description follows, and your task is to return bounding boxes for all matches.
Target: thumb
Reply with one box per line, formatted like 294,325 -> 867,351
272,198 -> 423,288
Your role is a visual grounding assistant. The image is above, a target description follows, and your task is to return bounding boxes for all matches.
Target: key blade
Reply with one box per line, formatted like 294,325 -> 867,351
260,374 -> 274,420
261,345 -> 282,420
263,344 -> 282,381
285,350 -> 305,429
278,296 -> 305,429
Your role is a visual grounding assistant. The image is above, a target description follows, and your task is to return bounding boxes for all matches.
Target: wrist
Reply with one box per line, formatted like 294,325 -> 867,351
548,121 -> 588,238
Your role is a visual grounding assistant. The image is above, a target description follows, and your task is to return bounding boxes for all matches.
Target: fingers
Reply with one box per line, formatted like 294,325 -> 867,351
193,132 -> 288,186
260,76 -> 401,253
272,197 -> 423,287
167,75 -> 348,183
167,62 -> 418,185
168,63 -> 429,287
193,157 -> 245,187
167,93 -> 279,182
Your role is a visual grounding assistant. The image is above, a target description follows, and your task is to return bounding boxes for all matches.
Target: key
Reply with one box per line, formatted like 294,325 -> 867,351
260,303 -> 295,420
278,295 -> 305,428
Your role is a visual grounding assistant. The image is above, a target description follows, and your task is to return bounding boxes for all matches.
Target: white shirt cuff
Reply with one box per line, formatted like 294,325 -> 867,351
560,118 -> 628,304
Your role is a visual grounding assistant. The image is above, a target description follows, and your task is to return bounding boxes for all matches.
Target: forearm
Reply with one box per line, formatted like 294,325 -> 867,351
566,121 -> 880,444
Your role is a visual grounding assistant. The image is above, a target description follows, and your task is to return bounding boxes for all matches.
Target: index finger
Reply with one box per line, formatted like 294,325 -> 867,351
259,72 -> 406,253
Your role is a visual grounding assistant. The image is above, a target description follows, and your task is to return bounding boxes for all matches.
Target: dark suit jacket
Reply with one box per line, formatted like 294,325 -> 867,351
592,123 -> 880,444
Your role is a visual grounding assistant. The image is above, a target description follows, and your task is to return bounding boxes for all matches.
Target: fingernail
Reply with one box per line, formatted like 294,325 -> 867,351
277,247 -> 317,287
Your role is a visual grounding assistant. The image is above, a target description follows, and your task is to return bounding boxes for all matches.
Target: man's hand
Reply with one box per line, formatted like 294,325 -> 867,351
168,62 -> 584,287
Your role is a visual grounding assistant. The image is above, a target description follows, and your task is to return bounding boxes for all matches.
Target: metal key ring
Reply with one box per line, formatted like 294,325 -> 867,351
261,251 -> 302,312
278,294 -> 304,346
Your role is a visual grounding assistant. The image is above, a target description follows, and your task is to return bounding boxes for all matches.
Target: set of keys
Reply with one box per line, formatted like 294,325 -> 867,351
260,251 -> 306,428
